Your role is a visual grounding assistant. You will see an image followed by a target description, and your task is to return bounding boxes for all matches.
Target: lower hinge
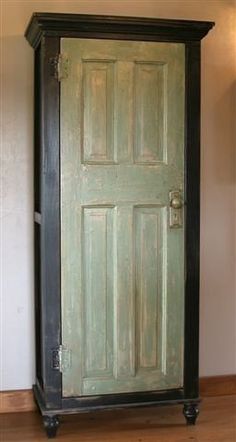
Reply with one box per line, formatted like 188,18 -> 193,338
52,345 -> 72,373
50,54 -> 69,81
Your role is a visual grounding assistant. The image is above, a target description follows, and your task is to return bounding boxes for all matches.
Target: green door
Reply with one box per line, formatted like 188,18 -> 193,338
61,38 -> 185,397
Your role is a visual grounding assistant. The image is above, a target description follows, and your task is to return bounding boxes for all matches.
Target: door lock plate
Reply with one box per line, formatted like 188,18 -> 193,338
169,190 -> 183,228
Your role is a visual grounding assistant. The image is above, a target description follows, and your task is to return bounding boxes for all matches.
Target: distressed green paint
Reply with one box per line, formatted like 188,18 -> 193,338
83,207 -> 114,377
135,62 -> 166,163
114,205 -> 135,378
83,61 -> 115,163
135,207 -> 166,370
115,62 -> 134,163
61,38 -> 185,397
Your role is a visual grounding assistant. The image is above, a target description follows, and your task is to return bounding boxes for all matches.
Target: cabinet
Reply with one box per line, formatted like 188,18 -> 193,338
25,13 -> 214,438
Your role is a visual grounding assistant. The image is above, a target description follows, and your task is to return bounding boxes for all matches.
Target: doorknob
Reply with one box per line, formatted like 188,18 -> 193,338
170,195 -> 183,209
169,190 -> 183,228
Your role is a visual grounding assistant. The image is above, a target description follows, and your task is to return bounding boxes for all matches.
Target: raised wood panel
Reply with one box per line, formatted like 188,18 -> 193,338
134,207 -> 166,371
134,62 -> 167,164
82,207 -> 114,378
114,206 -> 135,378
82,61 -> 115,164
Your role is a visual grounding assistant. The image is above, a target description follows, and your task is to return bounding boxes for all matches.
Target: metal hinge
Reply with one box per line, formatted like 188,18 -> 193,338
50,54 -> 69,81
52,345 -> 72,373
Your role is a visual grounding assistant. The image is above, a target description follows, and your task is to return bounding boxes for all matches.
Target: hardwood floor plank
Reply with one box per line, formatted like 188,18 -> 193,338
0,395 -> 235,441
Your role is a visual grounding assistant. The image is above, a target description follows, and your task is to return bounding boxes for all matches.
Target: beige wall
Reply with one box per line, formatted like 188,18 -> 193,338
1,1 -> 236,389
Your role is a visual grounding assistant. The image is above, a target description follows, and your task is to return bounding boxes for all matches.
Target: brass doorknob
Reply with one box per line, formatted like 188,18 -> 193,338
170,196 -> 182,209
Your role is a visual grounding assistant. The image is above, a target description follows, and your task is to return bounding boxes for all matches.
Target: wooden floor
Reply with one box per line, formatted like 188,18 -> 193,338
0,395 -> 235,441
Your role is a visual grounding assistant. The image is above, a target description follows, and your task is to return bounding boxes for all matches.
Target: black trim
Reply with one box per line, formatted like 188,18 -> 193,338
34,45 -> 41,213
34,44 -> 42,388
61,389 -> 185,410
33,384 -> 200,416
184,42 -> 201,399
25,13 -> 214,48
40,36 -> 62,408
34,223 -> 42,387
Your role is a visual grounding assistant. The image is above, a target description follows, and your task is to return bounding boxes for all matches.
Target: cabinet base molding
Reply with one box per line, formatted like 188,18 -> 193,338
1,375 -> 235,414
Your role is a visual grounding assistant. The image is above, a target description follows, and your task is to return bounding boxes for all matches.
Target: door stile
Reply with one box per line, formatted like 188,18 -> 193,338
184,41 -> 201,400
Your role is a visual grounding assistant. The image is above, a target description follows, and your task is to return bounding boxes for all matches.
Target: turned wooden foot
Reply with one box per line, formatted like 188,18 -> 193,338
183,402 -> 199,425
43,415 -> 60,438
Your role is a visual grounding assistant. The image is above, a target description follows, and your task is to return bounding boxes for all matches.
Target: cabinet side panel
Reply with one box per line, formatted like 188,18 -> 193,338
39,37 -> 62,407
34,44 -> 43,388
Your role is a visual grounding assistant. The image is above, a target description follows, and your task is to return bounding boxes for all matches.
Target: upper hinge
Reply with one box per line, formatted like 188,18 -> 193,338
50,54 -> 69,81
52,345 -> 72,373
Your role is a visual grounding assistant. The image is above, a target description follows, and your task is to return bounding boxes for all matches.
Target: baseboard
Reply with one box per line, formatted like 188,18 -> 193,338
1,375 -> 235,414
199,375 -> 236,397
0,389 -> 36,414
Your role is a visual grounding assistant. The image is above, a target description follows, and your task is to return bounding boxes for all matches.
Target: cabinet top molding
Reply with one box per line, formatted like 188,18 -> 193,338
25,12 -> 215,49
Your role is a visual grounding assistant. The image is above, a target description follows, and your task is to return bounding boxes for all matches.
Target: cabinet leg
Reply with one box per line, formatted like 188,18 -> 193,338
183,403 -> 199,425
43,415 -> 60,438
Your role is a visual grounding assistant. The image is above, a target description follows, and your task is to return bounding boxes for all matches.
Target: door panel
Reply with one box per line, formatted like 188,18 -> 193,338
83,207 -> 114,378
83,61 -> 115,163
61,38 -> 185,397
134,62 -> 166,164
135,207 -> 166,371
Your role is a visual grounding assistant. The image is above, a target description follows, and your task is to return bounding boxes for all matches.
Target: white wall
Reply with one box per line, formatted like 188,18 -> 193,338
1,0 -> 236,390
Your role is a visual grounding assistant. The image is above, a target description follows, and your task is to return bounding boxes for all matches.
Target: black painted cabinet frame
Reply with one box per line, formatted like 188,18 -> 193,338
25,13 -> 214,438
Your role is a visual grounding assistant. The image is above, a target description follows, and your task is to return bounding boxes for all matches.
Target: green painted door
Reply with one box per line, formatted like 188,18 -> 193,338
61,38 -> 185,397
